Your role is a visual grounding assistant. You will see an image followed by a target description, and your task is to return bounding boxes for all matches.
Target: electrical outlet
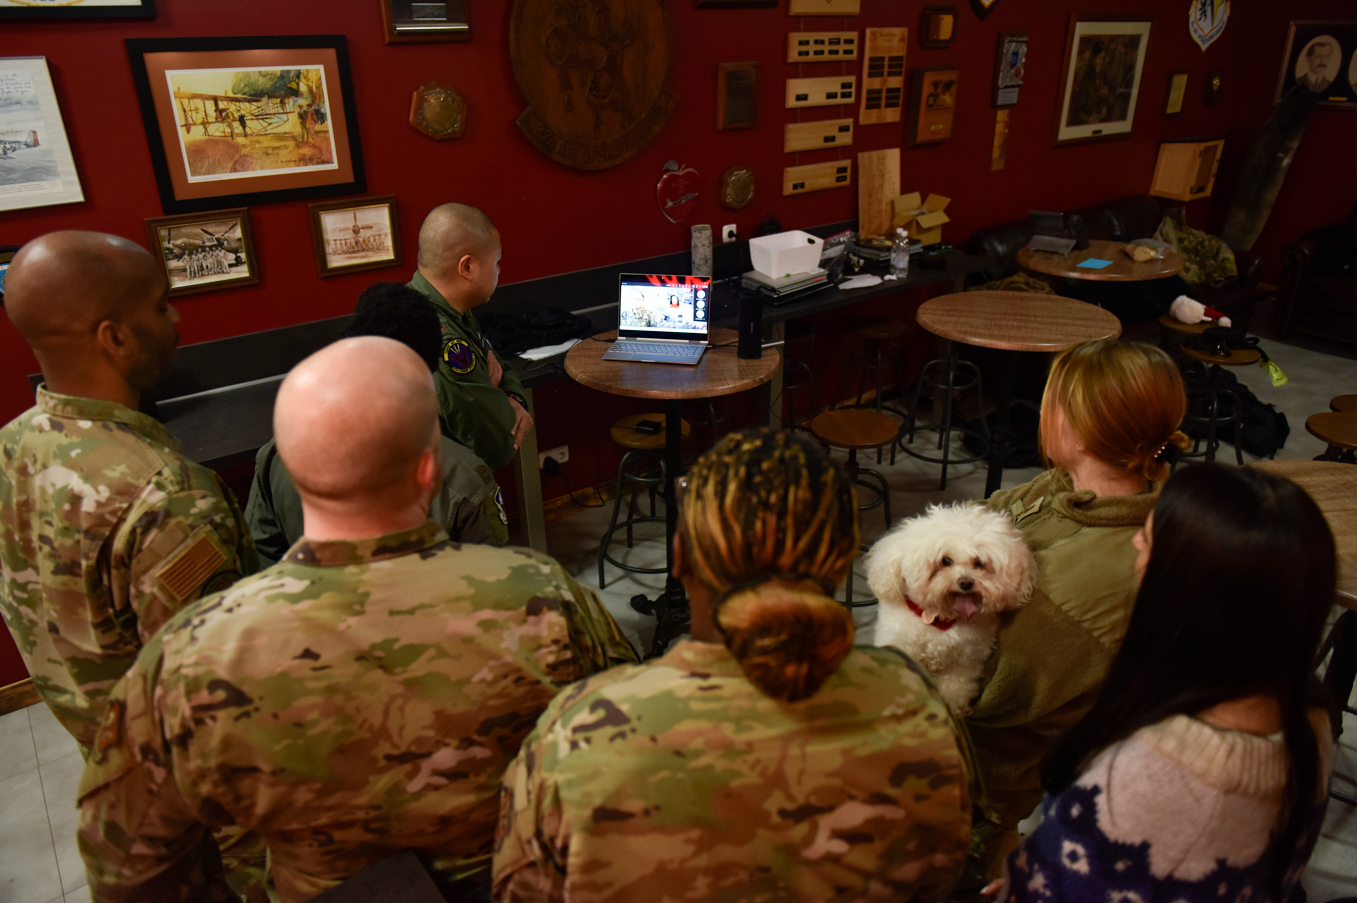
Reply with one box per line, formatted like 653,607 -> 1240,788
538,445 -> 569,469
722,223 -> 738,243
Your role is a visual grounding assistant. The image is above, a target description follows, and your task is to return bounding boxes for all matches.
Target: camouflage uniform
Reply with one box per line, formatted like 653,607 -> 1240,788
0,387 -> 256,750
409,271 -> 528,470
493,640 -> 974,903
244,435 -> 509,565
77,521 -> 638,903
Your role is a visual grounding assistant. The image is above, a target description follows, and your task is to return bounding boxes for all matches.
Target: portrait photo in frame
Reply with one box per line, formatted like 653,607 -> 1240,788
0,0 -> 153,19
1274,20 -> 1356,108
308,195 -> 403,277
1054,16 -> 1152,145
0,57 -> 84,213
127,35 -> 365,215
145,207 -> 260,298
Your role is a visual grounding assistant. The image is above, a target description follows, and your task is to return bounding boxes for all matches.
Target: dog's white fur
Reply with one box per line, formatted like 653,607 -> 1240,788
865,504 -> 1037,714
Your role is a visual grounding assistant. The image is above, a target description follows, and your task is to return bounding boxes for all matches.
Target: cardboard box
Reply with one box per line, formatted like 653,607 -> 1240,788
891,192 -> 952,246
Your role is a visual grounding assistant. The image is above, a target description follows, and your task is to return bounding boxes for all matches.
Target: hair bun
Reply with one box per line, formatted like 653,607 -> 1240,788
717,585 -> 854,703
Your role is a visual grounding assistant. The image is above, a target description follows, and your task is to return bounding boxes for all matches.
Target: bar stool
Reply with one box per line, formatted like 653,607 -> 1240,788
1331,395 -> 1357,413
833,318 -> 910,413
1307,411 -> 1357,463
809,409 -> 896,607
683,398 -> 731,451
783,359 -> 819,430
896,344 -> 989,490
1179,344 -> 1260,465
598,413 -> 691,588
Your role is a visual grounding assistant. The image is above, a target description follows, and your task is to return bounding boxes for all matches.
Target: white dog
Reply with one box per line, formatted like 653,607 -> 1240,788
865,504 -> 1037,715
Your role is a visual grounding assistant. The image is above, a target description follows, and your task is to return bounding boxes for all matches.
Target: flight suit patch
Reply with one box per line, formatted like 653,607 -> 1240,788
442,338 -> 476,375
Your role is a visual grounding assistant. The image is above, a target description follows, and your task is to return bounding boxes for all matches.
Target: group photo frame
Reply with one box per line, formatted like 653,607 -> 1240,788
145,207 -> 260,297
1054,15 -> 1152,145
308,195 -> 403,277
126,35 -> 366,215
0,0 -> 154,18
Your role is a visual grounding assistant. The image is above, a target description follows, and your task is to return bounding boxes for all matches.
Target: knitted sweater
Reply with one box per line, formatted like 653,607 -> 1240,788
1002,713 -> 1333,903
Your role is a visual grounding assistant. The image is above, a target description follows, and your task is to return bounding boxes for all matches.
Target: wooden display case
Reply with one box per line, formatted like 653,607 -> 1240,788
1149,139 -> 1224,202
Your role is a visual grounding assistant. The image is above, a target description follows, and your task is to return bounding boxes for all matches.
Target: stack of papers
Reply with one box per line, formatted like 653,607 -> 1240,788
742,267 -> 828,296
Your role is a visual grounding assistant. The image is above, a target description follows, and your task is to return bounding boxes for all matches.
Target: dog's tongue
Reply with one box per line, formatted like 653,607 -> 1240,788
953,594 -> 979,620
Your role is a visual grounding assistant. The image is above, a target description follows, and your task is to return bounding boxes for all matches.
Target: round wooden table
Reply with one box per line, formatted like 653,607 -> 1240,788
1306,411 -> 1357,462
565,329 -> 781,655
1018,239 -> 1184,282
916,292 -> 1122,496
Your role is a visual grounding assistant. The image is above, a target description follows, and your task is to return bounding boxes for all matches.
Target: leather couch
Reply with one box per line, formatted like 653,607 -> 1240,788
967,195 -> 1265,340
1273,214 -> 1356,353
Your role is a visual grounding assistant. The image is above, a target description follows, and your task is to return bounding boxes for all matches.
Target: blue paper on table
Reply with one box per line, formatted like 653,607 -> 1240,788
1076,258 -> 1114,269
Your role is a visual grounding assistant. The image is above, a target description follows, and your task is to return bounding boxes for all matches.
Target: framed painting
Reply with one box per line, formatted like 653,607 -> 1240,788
126,35 -> 365,215
308,195 -> 403,277
1054,16 -> 1152,145
0,57 -> 84,213
1273,21 -> 1356,108
145,207 -> 260,298
0,0 -> 153,18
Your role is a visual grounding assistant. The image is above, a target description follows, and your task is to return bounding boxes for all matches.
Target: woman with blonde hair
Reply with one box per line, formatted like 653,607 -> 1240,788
494,429 -> 973,903
963,339 -> 1189,881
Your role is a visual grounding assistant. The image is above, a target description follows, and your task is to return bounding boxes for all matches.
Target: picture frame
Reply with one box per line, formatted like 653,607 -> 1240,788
992,31 -> 1027,107
716,62 -> 758,131
380,0 -> 470,44
145,207 -> 260,298
1273,20 -> 1356,108
0,0 -> 153,19
969,0 -> 999,21
694,0 -> 775,6
0,246 -> 17,304
1164,71 -> 1188,116
919,6 -> 958,50
0,57 -> 84,213
308,195 -> 403,278
907,67 -> 958,146
1054,16 -> 1152,146
126,35 -> 366,215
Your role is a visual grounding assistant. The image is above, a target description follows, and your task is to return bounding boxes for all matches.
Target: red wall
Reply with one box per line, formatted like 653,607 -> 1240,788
1,1 -> 1353,685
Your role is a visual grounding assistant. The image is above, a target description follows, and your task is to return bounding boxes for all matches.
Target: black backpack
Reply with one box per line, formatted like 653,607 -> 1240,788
1180,366 -> 1290,458
480,307 -> 594,356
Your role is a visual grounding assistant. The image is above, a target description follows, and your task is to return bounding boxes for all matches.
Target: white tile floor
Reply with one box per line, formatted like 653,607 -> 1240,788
0,336 -> 1353,902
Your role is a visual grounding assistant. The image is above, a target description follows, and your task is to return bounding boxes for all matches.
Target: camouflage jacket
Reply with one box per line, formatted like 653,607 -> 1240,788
244,435 -> 508,565
493,640 -> 973,903
409,271 -> 527,469
77,521 -> 637,903
0,388 -> 256,749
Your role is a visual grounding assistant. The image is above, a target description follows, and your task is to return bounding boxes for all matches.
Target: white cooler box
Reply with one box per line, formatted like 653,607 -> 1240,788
749,230 -> 824,280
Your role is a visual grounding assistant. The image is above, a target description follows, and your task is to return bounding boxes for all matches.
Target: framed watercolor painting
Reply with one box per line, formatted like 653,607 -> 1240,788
308,195 -> 403,277
0,57 -> 84,212
126,35 -> 365,215
0,0 -> 153,18
145,207 -> 260,297
1054,16 -> 1152,145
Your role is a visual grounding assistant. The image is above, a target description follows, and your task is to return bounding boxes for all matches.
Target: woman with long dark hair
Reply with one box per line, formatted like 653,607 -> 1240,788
1000,464 -> 1335,901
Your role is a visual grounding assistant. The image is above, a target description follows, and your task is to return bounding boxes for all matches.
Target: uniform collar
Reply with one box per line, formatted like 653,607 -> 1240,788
283,520 -> 447,567
656,639 -> 747,677
410,270 -> 465,321
36,385 -> 181,452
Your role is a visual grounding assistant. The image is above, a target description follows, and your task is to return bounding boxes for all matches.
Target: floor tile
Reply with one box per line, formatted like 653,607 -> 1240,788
27,705 -> 79,767
63,887 -> 92,903
0,708 -> 38,784
39,751 -> 87,895
0,768 -> 63,903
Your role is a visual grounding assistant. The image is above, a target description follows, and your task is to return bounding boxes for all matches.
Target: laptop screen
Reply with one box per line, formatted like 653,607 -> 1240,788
617,274 -> 710,342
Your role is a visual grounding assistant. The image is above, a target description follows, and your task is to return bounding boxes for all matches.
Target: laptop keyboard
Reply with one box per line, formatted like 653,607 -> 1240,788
609,342 -> 704,358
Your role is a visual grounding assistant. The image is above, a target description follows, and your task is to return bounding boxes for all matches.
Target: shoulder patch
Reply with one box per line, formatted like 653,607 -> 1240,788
442,338 -> 476,375
156,530 -> 229,603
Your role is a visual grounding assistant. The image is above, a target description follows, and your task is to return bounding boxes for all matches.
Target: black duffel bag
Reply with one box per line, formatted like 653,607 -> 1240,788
481,307 -> 594,356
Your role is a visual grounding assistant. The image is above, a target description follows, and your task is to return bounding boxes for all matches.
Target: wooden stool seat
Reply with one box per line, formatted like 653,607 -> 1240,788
810,409 -> 899,450
1180,344 -> 1263,367
1307,412 -> 1357,451
1157,315 -> 1216,336
610,414 -> 691,451
1331,395 -> 1357,414
850,317 -> 910,341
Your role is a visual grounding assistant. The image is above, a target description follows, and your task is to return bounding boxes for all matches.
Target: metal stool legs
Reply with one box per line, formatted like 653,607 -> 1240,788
1181,364 -> 1244,466
784,360 -> 818,430
898,343 -> 990,490
598,450 -> 668,588
842,447 -> 891,608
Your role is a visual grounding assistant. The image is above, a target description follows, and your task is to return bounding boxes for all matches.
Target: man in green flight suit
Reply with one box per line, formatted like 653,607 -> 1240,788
245,281 -> 508,564
78,336 -> 637,903
409,203 -> 532,469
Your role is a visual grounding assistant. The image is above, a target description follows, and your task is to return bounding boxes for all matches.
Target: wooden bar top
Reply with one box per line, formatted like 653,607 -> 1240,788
565,329 -> 781,400
916,291 -> 1121,352
1018,239 -> 1184,282
1251,459 -> 1357,607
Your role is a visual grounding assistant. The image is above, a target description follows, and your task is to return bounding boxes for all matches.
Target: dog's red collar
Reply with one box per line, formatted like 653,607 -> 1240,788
906,597 -> 956,631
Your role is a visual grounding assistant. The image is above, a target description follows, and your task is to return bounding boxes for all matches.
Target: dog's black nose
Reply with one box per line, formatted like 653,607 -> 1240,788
958,578 -> 974,591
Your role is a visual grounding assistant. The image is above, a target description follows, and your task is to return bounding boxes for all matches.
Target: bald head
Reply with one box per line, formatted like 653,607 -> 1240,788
416,203 -> 497,276
275,337 -> 439,512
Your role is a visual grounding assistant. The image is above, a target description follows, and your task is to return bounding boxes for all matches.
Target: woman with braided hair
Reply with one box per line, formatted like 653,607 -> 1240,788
493,429 -> 972,903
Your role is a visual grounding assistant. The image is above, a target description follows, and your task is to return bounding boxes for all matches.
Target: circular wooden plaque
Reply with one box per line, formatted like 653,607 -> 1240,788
510,0 -> 678,171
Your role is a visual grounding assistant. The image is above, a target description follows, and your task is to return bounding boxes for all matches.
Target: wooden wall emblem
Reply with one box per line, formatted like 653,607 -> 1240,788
510,0 -> 678,171
409,83 -> 467,139
783,159 -> 852,196
717,62 -> 758,131
786,32 -> 859,62
860,28 -> 908,125
784,118 -> 854,152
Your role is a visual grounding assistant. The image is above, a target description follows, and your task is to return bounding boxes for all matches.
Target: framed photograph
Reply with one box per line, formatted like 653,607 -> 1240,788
1164,71 -> 1188,116
0,57 -> 84,213
920,6 -> 958,50
0,246 -> 17,304
907,67 -> 958,146
1054,16 -> 1152,145
1273,21 -> 1356,108
308,195 -> 402,277
126,35 -> 366,215
0,0 -> 153,19
716,62 -> 757,131
145,208 -> 260,298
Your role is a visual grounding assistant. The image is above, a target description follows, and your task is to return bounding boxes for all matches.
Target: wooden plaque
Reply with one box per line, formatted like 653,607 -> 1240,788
789,0 -> 860,14
786,31 -> 859,62
908,67 -> 958,146
784,118 -> 854,152
381,0 -> 471,44
717,62 -> 758,131
860,27 -> 907,125
720,164 -> 756,209
509,0 -> 677,171
786,75 -> 857,109
409,82 -> 467,139
783,159 -> 852,196
857,148 -> 900,239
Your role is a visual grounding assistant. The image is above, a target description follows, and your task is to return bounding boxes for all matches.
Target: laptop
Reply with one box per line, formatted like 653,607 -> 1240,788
602,274 -> 711,365
1026,210 -> 1077,254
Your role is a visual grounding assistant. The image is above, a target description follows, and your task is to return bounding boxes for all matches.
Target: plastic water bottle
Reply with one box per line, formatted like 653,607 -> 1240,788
889,228 -> 911,280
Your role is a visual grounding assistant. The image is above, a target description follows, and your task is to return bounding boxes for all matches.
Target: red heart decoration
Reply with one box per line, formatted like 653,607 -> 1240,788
656,160 -> 700,223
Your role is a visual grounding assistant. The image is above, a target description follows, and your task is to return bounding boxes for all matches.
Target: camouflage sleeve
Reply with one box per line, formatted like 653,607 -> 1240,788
77,643 -> 233,903
554,570 -> 639,675
493,709 -> 570,902
242,442 -> 288,566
